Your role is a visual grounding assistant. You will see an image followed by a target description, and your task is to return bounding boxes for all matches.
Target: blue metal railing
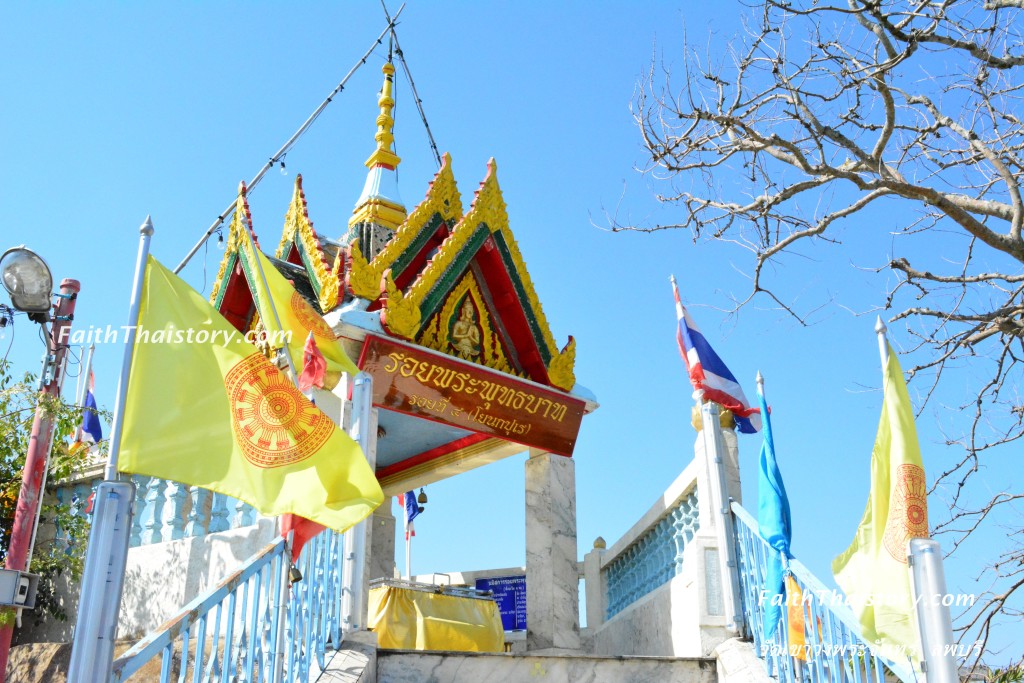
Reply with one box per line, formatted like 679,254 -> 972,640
731,502 -> 915,683
110,528 -> 346,682
604,489 -> 700,619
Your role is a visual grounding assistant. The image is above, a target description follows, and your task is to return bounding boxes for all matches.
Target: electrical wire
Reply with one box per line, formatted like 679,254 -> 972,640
380,1 -> 442,169
174,5 -> 407,275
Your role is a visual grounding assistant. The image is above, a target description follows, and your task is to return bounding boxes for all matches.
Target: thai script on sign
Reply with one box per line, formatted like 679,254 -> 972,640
383,351 -> 570,423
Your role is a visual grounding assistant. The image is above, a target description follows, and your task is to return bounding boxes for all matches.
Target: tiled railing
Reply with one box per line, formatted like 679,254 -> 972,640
603,489 -> 700,619
57,476 -> 259,546
110,527 -> 346,682
731,502 -> 914,683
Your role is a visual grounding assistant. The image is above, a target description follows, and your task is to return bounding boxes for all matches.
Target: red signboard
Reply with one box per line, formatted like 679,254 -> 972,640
359,335 -> 585,456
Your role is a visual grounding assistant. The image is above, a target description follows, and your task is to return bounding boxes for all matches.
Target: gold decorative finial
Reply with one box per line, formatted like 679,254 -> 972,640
365,62 -> 401,170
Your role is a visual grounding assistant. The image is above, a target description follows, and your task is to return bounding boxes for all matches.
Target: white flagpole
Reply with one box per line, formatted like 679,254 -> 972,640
239,216 -> 302,681
875,316 -> 890,367
73,344 -> 96,442
68,217 -> 153,683
405,516 -> 412,581
237,210 -> 298,378
698,394 -> 745,636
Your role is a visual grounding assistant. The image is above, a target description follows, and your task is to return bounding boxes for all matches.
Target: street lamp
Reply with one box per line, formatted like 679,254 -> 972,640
0,247 -> 54,321
0,247 -> 80,677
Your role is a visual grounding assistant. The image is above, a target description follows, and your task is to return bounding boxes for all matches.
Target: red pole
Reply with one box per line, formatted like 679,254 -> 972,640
0,278 -> 80,681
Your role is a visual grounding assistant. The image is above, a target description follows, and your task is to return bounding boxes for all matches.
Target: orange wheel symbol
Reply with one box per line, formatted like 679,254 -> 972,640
883,464 -> 929,562
291,291 -> 335,342
225,353 -> 333,468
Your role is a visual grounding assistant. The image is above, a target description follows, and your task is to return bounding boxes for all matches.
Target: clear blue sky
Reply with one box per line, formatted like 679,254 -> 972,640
1,1 -> 1018,664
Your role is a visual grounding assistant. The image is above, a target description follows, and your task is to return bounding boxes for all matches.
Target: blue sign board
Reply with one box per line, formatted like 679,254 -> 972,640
475,575 -> 526,631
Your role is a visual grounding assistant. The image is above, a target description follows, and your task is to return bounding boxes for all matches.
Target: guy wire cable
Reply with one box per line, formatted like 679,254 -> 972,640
380,0 -> 442,169
175,4 -> 407,274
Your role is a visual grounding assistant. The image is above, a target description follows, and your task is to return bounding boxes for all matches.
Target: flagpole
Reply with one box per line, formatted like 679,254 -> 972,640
73,344 -> 96,442
239,222 -> 299,379
698,393 -> 745,636
238,222 -> 305,676
103,219 -> 154,480
875,316 -> 889,367
68,217 -> 153,683
405,529 -> 411,581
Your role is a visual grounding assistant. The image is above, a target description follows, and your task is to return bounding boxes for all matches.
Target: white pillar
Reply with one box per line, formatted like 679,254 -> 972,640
525,449 -> 580,651
368,502 -> 397,582
583,537 -> 607,630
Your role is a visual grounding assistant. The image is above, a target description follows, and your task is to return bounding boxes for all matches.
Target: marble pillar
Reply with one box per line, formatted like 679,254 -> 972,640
369,501 -> 397,581
525,450 -> 580,651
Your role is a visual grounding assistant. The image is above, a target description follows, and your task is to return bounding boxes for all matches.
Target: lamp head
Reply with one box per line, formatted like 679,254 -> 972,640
1,247 -> 53,314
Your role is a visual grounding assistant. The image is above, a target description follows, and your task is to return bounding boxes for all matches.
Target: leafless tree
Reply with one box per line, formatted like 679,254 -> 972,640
613,0 -> 1024,668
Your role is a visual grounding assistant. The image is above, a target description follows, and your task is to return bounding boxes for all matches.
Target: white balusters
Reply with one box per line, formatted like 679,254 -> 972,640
186,486 -> 212,538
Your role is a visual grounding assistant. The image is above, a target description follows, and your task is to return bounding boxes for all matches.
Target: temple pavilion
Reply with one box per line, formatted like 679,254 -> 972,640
208,60 -> 597,651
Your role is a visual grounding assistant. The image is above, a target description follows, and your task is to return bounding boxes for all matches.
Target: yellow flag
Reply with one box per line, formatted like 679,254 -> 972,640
785,575 -> 808,661
118,256 -> 383,532
832,344 -> 928,665
233,213 -> 358,379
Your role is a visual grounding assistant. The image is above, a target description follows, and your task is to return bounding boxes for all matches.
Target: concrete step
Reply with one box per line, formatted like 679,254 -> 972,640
375,650 -> 718,683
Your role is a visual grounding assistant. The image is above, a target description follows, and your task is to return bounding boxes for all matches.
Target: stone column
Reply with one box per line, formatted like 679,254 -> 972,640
583,537 -> 607,630
368,500 -> 397,581
525,449 -> 580,651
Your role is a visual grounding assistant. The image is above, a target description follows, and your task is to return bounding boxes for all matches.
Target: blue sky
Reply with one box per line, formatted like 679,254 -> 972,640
2,2 -> 1018,663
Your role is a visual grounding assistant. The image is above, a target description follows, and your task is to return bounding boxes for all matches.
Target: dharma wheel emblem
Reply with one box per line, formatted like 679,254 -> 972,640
225,353 -> 333,468
883,463 -> 929,563
291,290 -> 335,342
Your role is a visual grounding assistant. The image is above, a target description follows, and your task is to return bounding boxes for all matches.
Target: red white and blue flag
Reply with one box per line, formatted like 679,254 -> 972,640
81,370 -> 103,443
672,277 -> 761,434
400,491 -> 421,541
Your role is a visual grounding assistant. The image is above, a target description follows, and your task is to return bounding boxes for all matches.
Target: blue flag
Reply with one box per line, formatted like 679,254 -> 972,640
81,390 -> 103,443
757,381 -> 791,641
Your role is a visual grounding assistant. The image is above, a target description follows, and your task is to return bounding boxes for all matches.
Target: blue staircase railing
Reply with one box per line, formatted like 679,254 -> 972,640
731,502 -> 915,683
110,527 -> 346,682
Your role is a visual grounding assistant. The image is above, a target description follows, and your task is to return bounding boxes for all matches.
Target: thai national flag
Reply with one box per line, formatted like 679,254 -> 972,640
81,371 -> 103,443
672,278 -> 761,434
401,491 -> 421,541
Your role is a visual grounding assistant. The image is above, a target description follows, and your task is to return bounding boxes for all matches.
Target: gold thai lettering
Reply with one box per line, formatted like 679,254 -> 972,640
468,406 -> 533,437
379,348 -> 568,424
478,380 -> 501,403
383,352 -> 404,373
408,394 -> 449,414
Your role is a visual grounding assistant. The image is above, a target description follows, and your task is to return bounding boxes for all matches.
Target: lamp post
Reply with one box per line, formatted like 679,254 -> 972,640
0,247 -> 79,681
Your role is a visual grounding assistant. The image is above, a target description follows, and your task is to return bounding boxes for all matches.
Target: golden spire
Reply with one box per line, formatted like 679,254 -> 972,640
349,61 -> 408,236
365,62 -> 401,170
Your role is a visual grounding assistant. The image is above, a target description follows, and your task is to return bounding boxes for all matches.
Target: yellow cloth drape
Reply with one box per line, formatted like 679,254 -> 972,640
368,586 -> 504,652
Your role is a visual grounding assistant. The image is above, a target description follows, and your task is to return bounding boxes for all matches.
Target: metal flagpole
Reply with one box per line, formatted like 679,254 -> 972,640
238,224 -> 303,683
698,394 -> 745,636
343,372 -> 375,634
239,223 -> 298,378
67,217 -> 154,683
73,344 -> 96,442
405,521 -> 411,581
875,317 -> 958,681
173,4 -> 407,275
